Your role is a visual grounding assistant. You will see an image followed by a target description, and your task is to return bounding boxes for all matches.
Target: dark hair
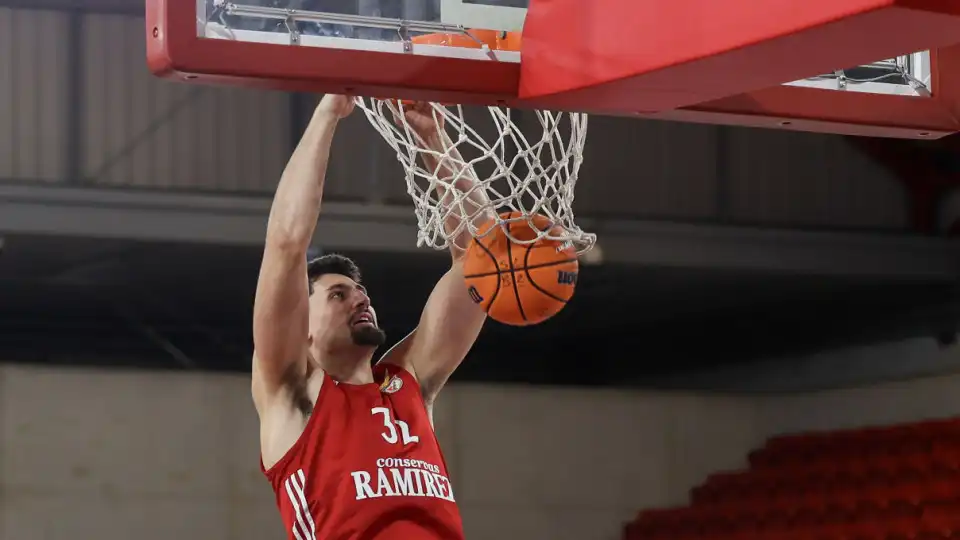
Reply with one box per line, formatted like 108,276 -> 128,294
307,253 -> 361,295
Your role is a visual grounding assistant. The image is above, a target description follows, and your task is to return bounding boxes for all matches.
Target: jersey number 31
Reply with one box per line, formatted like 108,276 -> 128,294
371,407 -> 419,446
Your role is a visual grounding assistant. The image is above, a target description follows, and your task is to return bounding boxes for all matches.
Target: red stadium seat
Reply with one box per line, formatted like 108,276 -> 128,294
630,417 -> 960,540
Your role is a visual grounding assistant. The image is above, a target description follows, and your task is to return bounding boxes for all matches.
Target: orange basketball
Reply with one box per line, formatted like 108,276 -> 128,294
463,212 -> 579,326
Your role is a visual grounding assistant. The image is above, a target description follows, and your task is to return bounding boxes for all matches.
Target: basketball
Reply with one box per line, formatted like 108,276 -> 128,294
463,212 -> 579,326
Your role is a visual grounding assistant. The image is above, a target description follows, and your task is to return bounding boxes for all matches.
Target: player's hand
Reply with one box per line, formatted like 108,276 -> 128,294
398,101 -> 444,141
316,94 -> 355,119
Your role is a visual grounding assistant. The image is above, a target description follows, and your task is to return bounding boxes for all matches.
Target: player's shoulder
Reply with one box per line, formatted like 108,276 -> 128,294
375,333 -> 420,381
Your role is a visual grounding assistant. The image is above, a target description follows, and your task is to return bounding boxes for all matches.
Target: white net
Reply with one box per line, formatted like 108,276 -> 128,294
355,97 -> 595,254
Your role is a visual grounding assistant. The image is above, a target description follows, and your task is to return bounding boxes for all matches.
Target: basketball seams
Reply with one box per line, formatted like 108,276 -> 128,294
469,236 -> 503,313
523,243 -> 572,305
463,257 -> 579,279
503,230 -> 527,322
463,211 -> 576,326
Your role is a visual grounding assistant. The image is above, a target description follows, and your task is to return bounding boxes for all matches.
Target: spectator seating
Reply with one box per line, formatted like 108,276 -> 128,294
624,417 -> 960,539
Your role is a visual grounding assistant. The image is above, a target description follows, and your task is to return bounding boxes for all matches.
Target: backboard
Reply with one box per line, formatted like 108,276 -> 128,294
146,0 -> 960,138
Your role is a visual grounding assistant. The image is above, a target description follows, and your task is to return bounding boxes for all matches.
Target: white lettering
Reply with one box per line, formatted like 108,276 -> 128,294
422,470 -> 439,498
376,467 -> 397,497
397,418 -> 420,445
371,407 -> 399,444
412,466 -> 425,495
433,472 -> 455,502
351,471 -> 376,500
391,468 -> 416,496
351,462 -> 455,503
370,407 -> 420,447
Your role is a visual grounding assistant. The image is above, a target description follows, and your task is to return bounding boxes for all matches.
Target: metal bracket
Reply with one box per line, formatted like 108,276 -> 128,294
910,78 -> 933,98
284,14 -> 300,46
398,23 -> 412,53
834,69 -> 847,90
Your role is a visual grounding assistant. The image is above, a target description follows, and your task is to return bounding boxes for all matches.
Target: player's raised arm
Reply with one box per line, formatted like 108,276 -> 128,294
409,105 -> 494,253
381,103 -> 493,402
252,94 -> 354,409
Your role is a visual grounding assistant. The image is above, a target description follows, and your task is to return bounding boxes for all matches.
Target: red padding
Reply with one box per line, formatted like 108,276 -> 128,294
519,0 -> 960,114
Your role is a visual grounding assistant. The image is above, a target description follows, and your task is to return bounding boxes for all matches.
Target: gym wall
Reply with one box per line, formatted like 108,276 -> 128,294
2,362 -> 958,540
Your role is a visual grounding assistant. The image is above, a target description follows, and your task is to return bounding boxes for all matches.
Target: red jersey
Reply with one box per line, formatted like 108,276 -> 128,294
261,363 -> 465,540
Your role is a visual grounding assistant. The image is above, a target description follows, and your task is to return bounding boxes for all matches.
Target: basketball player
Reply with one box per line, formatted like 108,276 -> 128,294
252,94 -> 490,539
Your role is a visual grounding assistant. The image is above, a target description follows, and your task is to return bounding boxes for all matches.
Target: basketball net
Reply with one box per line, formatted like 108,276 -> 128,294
355,98 -> 596,254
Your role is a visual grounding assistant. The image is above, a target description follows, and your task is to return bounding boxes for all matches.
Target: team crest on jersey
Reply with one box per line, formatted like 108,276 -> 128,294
379,371 -> 403,394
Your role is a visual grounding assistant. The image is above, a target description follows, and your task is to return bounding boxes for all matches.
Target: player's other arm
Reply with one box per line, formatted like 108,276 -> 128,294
383,104 -> 493,403
251,95 -> 354,412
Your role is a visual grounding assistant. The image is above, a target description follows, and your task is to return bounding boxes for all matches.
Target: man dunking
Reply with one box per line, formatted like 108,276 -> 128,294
253,94 -> 490,539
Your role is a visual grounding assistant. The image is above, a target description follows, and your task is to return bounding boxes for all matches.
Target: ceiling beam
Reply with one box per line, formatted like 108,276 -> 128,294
2,182 -> 960,280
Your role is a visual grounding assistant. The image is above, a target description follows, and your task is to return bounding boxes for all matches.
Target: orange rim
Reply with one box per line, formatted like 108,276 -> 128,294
393,30 -> 521,106
411,29 -> 522,52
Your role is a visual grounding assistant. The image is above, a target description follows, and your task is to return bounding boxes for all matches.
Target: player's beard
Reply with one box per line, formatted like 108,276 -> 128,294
351,324 -> 386,347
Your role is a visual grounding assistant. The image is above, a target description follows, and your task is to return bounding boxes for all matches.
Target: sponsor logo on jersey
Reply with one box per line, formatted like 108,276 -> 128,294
350,458 -> 455,503
379,372 -> 403,394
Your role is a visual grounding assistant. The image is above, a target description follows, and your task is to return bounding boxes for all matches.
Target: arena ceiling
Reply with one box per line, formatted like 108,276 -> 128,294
1,231 -> 959,389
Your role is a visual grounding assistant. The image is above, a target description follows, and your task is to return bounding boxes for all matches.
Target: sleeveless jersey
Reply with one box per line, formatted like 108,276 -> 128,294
260,363 -> 465,540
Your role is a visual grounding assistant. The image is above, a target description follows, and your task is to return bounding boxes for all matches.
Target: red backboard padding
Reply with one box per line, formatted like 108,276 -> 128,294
519,0 -> 960,114
652,44 -> 960,138
145,0 -> 960,138
145,0 -> 521,106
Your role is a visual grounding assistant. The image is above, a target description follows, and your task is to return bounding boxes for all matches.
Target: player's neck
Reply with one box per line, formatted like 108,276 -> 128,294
316,348 -> 375,385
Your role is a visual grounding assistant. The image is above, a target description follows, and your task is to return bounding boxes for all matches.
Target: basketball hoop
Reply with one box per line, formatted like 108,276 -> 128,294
354,33 -> 594,255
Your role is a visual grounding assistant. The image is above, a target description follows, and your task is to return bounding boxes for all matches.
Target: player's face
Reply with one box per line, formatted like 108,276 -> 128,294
308,273 -> 386,352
